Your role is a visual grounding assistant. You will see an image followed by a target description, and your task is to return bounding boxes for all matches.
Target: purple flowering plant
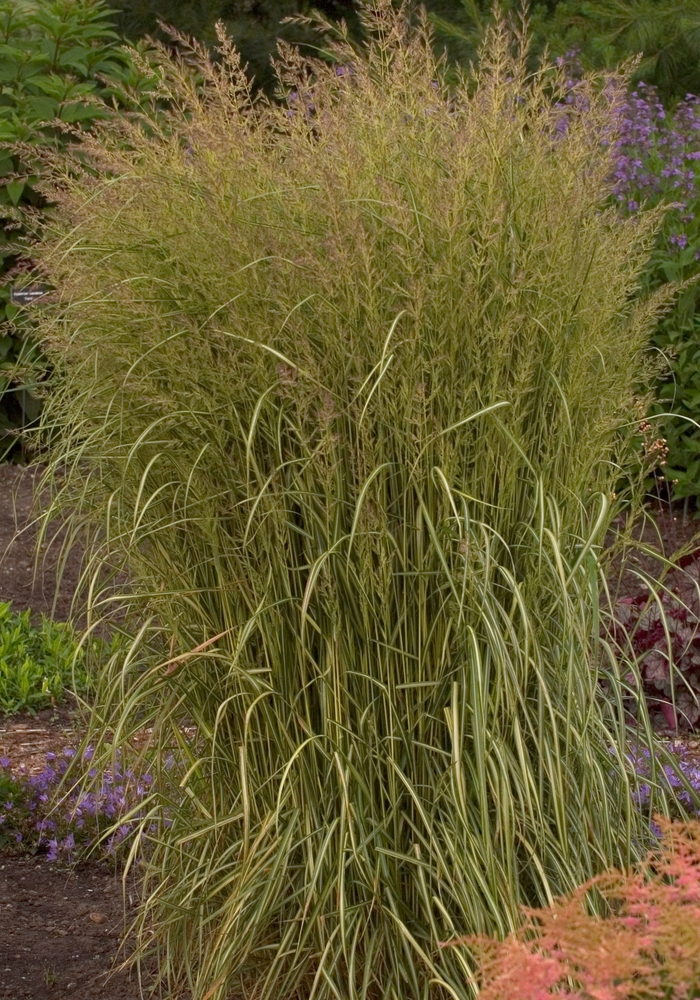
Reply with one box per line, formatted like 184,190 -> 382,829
613,83 -> 700,268
629,742 -> 700,821
611,83 -> 700,498
0,746 -> 155,862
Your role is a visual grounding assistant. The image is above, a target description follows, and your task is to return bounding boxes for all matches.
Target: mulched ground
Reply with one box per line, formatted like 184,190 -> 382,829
0,706 -> 84,776
0,464 -> 82,622
0,855 -> 147,1000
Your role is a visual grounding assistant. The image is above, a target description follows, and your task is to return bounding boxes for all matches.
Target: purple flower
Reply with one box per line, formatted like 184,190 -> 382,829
670,233 -> 689,249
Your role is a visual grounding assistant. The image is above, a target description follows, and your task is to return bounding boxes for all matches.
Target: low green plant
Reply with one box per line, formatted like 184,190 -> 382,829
28,4 -> 682,998
0,601 -> 92,714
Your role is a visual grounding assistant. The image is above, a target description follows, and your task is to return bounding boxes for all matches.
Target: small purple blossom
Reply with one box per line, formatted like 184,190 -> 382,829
669,233 -> 689,249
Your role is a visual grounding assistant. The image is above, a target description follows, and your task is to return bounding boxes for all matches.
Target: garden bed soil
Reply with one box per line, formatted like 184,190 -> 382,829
0,464 -> 82,622
0,707 -> 85,778
0,469 -> 147,998
0,854 -> 148,1000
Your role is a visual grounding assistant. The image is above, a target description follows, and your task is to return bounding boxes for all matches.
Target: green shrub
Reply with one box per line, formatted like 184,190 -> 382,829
0,601 -> 92,714
0,0 -> 156,460
112,0 -> 362,95
430,0 -> 700,104
29,4 -> 678,998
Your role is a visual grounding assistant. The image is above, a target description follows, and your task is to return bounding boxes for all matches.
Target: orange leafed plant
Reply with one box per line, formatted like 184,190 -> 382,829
447,819 -> 700,1000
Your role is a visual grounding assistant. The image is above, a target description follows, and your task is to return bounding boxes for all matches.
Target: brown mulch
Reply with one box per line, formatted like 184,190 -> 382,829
0,855 -> 149,1000
0,707 -> 84,778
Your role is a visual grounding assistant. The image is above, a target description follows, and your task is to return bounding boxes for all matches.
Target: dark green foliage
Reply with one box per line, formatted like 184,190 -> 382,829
557,0 -> 700,104
0,0 -> 154,461
654,313 -> 700,499
112,0 -> 359,92
430,0 -> 700,104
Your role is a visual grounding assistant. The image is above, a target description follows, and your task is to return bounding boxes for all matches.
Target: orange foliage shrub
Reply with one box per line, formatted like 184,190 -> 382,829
446,819 -> 700,1000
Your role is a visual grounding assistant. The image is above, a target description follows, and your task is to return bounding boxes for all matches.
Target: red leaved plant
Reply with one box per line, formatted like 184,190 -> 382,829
444,819 -> 700,1000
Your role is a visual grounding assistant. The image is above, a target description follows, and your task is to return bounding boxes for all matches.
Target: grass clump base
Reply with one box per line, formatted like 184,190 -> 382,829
28,4 -> 681,998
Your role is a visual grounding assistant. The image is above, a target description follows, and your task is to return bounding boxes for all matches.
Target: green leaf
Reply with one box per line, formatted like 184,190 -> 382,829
59,102 -> 101,124
30,73 -> 70,100
57,45 -> 91,75
25,94 -> 58,122
5,179 -> 24,204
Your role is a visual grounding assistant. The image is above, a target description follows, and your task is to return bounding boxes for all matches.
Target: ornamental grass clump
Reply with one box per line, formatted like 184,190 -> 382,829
26,4 -> 679,998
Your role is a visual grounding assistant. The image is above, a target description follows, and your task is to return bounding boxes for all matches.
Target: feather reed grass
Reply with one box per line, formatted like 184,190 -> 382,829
25,4 -> 681,997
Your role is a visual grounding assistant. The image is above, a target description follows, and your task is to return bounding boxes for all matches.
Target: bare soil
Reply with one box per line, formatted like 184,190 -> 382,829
0,466 -> 147,999
0,464 -> 82,622
0,855 -> 147,1000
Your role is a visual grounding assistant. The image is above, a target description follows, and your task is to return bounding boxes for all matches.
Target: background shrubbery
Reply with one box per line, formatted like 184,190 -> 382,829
0,0 -> 155,459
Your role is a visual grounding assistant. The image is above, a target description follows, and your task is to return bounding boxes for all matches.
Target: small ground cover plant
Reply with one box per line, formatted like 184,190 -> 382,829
0,747 -> 154,856
25,3 -> 685,999
0,600 -> 93,714
451,817 -> 700,1000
